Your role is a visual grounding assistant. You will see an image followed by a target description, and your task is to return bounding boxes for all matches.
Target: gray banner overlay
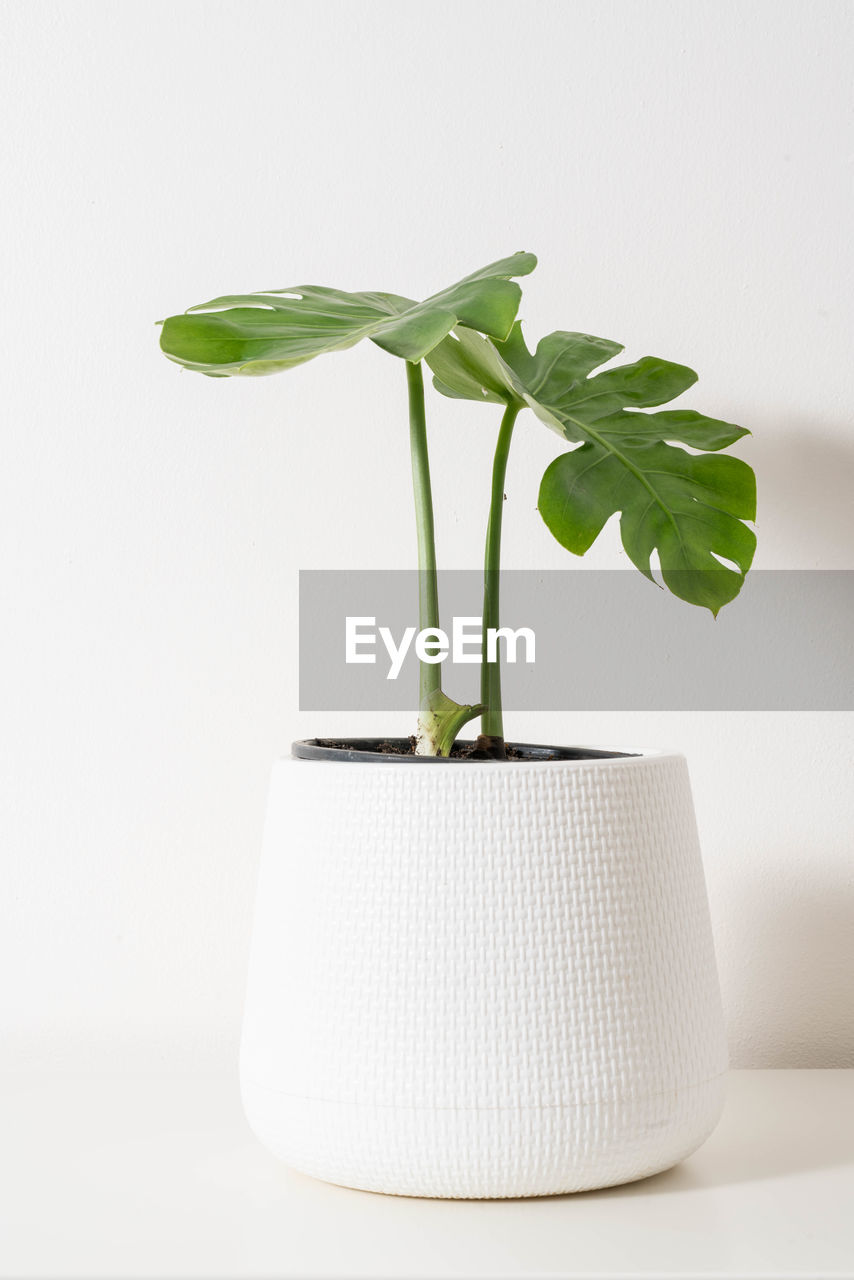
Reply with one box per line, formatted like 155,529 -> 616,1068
299,571 -> 854,711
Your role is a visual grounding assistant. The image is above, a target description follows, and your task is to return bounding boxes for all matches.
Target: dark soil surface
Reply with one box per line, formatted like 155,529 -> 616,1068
315,736 -> 537,760
302,737 -> 635,763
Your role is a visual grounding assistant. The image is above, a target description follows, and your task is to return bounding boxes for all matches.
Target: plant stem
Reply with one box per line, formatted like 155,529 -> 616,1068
407,360 -> 484,756
480,402 -> 520,744
406,360 -> 441,703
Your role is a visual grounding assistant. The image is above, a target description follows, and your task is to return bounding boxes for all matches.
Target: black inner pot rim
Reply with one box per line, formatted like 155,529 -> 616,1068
292,738 -> 640,764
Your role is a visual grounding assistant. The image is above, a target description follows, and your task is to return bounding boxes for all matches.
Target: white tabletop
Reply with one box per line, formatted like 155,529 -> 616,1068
1,1068 -> 852,1278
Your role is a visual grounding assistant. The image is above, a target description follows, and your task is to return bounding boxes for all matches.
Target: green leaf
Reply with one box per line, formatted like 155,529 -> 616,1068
158,252 -> 537,376
427,326 -> 624,412
425,326 -> 520,404
466,324 -> 755,615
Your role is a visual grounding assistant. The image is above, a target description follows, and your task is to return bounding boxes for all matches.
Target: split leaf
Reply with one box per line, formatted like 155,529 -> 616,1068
159,253 -> 536,376
430,323 -> 756,614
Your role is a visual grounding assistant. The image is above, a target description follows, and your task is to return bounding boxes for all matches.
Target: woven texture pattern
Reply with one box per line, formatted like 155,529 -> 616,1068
240,753 -> 727,1197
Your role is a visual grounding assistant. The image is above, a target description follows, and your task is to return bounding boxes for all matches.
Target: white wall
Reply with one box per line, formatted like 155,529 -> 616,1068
2,0 -> 852,1071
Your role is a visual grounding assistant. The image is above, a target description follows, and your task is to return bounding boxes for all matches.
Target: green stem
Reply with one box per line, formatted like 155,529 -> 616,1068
481,402 -> 520,741
406,360 -> 441,703
406,360 -> 484,756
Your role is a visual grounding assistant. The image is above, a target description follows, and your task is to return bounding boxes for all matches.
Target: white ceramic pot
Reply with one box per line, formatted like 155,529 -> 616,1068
240,748 -> 727,1198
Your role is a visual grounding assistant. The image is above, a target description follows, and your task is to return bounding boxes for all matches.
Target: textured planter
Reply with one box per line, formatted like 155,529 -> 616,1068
240,744 -> 727,1198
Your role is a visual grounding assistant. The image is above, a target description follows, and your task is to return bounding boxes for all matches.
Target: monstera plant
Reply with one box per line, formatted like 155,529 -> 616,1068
159,252 -> 755,757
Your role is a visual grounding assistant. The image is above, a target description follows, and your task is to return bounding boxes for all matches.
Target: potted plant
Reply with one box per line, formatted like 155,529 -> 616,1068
159,253 -> 755,1197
